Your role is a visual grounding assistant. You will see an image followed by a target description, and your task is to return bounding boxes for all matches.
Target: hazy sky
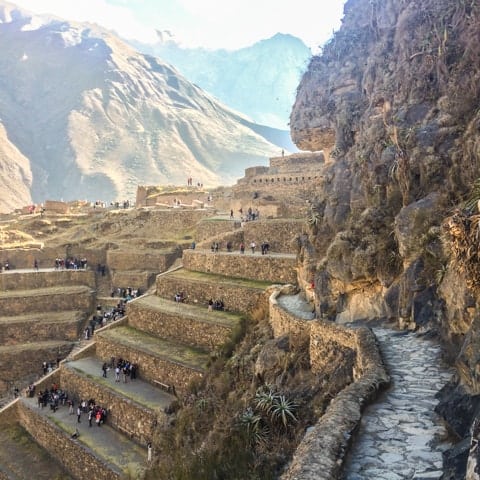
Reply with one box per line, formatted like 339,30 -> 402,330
12,0 -> 347,51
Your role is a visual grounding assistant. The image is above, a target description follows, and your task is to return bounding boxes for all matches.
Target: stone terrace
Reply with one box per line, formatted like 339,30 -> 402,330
182,248 -> 297,284
155,268 -> 271,314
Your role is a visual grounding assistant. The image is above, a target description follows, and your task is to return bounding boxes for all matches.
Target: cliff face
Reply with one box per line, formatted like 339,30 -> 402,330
291,0 -> 480,473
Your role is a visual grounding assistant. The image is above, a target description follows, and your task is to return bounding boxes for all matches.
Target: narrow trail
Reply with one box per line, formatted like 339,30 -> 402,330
342,328 -> 454,480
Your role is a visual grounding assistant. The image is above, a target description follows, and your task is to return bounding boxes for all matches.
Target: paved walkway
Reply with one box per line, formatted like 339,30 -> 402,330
65,356 -> 175,410
342,328 -> 453,479
21,395 -> 147,476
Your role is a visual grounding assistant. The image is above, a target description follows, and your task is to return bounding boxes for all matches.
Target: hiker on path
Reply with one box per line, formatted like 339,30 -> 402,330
250,241 -> 256,254
77,406 -> 81,423
102,362 -> 108,378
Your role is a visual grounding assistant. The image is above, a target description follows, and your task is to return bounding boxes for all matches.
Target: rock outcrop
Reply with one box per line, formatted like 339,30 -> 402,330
290,0 -> 480,476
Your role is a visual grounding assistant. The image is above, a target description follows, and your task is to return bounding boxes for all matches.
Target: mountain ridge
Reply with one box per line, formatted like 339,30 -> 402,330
0,1 -> 288,212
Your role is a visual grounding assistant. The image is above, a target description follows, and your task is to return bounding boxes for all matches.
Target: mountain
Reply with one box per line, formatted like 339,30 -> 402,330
132,32 -> 312,131
0,1 -> 285,211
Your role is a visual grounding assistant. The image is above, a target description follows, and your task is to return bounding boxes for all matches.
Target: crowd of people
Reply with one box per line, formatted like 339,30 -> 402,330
209,240 -> 270,255
54,257 -> 88,270
111,357 -> 138,383
110,286 -> 141,301
208,299 -> 225,311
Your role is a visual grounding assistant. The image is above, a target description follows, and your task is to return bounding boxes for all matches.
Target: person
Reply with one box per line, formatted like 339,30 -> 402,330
88,409 -> 93,427
240,243 -> 245,254
226,241 -> 232,252
34,259 -> 38,271
208,299 -> 213,312
250,241 -> 256,254
191,241 -> 196,249
147,442 -> 152,462
115,365 -> 120,382
77,406 -> 81,423
102,362 -> 108,378
230,209 -> 234,219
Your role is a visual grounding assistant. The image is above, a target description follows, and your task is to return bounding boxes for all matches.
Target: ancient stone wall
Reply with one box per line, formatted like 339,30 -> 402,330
60,366 -> 158,445
0,270 -> 96,291
127,302 -> 234,350
94,335 -> 204,396
0,342 -> 72,394
269,290 -> 389,480
16,400 -> 122,480
155,272 -> 267,314
195,218 -> 240,242
0,313 -> 84,345
107,249 -> 179,272
0,286 -> 94,316
111,271 -> 157,292
182,250 -> 298,284
269,152 -> 325,171
44,200 -> 70,214
242,219 -> 306,254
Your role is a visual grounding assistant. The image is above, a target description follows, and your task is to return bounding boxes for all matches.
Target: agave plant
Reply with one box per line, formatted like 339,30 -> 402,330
269,395 -> 298,429
237,408 -> 269,447
254,385 -> 279,413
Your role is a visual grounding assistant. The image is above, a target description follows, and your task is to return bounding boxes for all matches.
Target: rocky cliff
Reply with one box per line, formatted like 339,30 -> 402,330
290,0 -> 480,476
0,1 -> 282,210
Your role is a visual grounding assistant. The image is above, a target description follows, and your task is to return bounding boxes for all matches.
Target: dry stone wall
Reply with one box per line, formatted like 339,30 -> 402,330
268,290 -> 389,480
182,250 -> 298,284
127,302 -> 233,350
107,249 -> 179,272
242,219 -> 306,254
0,342 -> 72,394
0,313 -> 83,345
0,270 -> 96,291
0,286 -> 94,315
155,272 -> 267,314
94,335 -> 204,396
16,400 -> 122,480
60,366 -> 158,445
195,219 -> 240,242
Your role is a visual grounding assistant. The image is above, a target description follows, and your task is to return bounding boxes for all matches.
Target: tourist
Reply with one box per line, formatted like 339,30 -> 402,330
208,299 -> 213,312
240,243 -> 245,254
250,241 -> 256,254
102,362 -> 108,378
230,209 -> 234,218
226,241 -> 232,252
77,406 -> 81,423
115,365 -> 120,382
147,442 -> 152,462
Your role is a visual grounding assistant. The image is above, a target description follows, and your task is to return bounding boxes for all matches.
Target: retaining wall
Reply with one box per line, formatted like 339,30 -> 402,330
0,270 -> 96,291
155,271 -> 268,315
268,290 -> 389,480
0,312 -> 84,345
182,250 -> 297,284
127,301 -> 234,350
195,218 -> 240,242
61,365 -> 159,445
16,400 -> 122,480
242,219 -> 306,254
0,286 -> 94,315
95,334 -> 204,396
107,249 -> 180,272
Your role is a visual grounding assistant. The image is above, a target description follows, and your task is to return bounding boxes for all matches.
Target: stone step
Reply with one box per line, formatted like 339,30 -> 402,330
182,249 -> 297,284
0,311 -> 86,345
127,294 -> 243,349
155,268 -> 270,314
0,340 -> 73,394
95,325 -> 209,395
17,397 -> 147,480
61,356 -> 175,445
0,423 -> 73,479
0,285 -> 95,315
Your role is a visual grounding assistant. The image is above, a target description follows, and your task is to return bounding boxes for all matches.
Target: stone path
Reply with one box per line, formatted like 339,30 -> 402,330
342,328 -> 454,480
